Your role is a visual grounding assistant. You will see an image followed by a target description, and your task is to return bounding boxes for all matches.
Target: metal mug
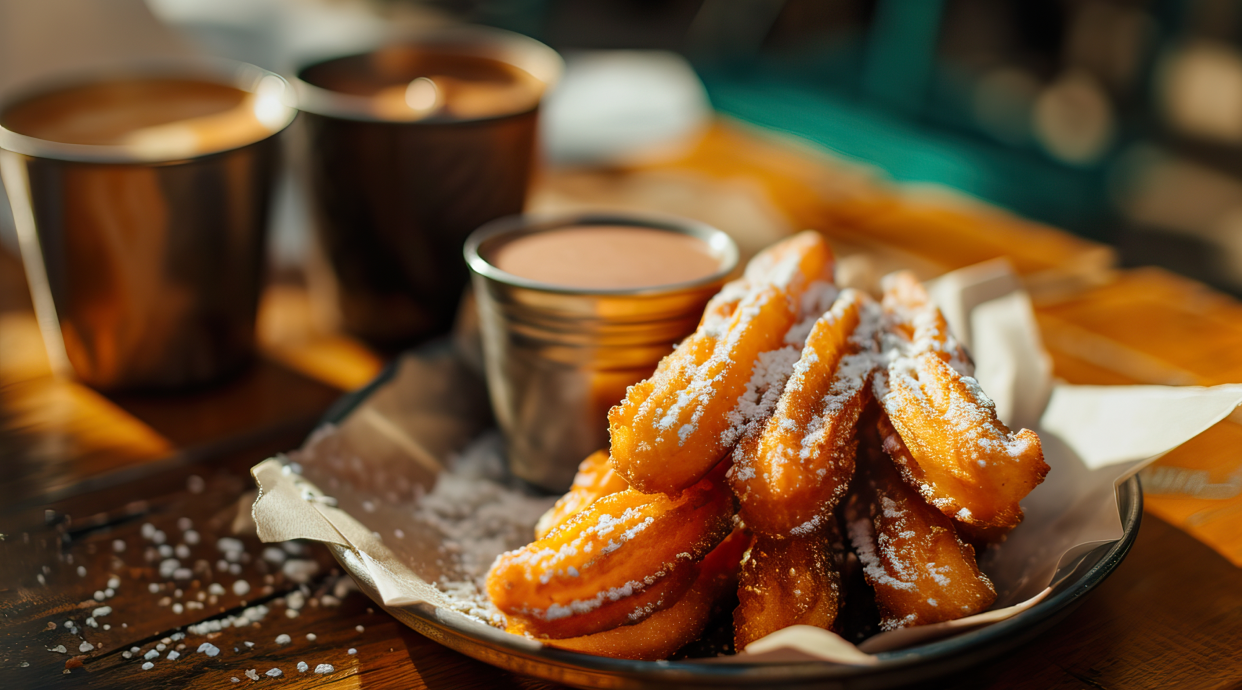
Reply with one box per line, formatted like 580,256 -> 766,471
464,212 -> 739,491
294,25 -> 563,348
0,60 -> 296,391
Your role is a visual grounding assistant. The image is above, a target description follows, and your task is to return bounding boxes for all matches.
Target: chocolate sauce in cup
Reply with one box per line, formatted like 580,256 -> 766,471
464,213 -> 738,491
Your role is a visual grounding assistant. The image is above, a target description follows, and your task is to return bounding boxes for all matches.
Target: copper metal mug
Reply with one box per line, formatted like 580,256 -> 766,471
464,212 -> 739,491
295,26 -> 563,348
0,60 -> 296,391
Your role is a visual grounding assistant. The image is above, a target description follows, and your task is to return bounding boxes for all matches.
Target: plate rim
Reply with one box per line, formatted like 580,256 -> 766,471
318,347 -> 1143,686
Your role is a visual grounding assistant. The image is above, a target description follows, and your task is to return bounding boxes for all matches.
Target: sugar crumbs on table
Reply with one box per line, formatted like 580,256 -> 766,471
245,641 -> 255,648
152,530 -> 167,545
306,634 -> 316,642
187,475 -> 205,494
266,668 -> 283,678
347,648 -> 357,655
244,669 -> 259,681
92,606 -> 111,618
230,678 -> 239,684
76,566 -> 86,578
184,530 -> 200,545
50,645 -> 67,654
36,574 -> 45,586
141,662 -> 154,671
107,576 -> 120,589
148,583 -> 160,594
314,664 -> 334,674
232,580 -> 250,596
185,604 -> 269,635
144,650 -> 158,660
297,661 -> 308,673
208,583 -> 226,596
282,559 -> 318,584
171,633 -> 184,641
130,647 -> 140,654
286,609 -> 299,619
172,603 -> 184,615
177,517 -> 192,531
122,651 -> 131,659
275,634 -> 291,645
112,539 -> 126,553
175,544 -> 190,560
93,590 -> 105,601
104,587 -> 115,597
167,650 -> 180,661
79,642 -> 94,653
355,625 -> 364,633
141,523 -> 155,539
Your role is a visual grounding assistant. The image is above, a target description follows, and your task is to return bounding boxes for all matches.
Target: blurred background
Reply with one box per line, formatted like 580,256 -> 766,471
2,0 -> 1242,295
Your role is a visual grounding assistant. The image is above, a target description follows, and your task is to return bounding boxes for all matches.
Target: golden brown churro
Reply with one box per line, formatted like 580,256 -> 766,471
486,465 -> 734,638
730,288 -> 879,536
609,232 -> 835,495
876,271 -> 1049,533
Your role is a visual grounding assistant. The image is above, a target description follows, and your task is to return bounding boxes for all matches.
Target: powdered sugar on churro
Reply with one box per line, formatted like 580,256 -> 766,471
719,280 -> 841,450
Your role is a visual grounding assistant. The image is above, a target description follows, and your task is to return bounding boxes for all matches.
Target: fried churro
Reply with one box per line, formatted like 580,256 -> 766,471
535,450 -> 630,539
733,522 -> 844,650
730,288 -> 880,536
845,430 -> 997,631
876,271 -> 1049,533
609,232 -> 835,495
486,465 -> 734,638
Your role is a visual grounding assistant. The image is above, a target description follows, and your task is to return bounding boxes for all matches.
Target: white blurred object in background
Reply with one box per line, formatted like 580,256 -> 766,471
540,50 -> 712,167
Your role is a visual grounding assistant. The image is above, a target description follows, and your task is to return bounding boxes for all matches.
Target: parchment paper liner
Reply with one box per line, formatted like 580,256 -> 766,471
251,260 -> 1242,665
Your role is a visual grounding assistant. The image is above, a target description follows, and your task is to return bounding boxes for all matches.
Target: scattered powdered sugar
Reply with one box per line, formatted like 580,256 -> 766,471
186,605 -> 268,636
412,433 -> 556,623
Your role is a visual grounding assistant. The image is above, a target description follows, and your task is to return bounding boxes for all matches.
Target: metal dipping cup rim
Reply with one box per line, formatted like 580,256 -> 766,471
0,57 -> 298,165
293,24 -> 564,125
463,212 -> 740,297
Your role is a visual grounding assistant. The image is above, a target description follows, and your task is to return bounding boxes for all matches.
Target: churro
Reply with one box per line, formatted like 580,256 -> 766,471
486,465 -> 734,638
845,429 -> 997,631
534,450 -> 630,539
876,271 -> 1049,533
609,232 -> 835,495
509,529 -> 751,660
733,523 -> 844,650
730,288 -> 880,536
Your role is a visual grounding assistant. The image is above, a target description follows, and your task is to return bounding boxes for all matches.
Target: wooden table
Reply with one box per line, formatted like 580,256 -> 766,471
4,131 -> 1242,689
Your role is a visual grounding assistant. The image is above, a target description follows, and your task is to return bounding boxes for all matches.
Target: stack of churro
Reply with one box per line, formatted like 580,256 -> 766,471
486,232 -> 1050,659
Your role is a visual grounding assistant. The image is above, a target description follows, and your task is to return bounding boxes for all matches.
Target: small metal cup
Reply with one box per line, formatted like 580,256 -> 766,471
464,212 -> 739,491
0,60 -> 296,391
295,26 -> 563,348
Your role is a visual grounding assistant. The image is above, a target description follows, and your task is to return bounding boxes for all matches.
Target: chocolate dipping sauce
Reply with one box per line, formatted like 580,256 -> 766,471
299,49 -> 545,121
1,78 -> 286,156
489,225 -> 723,290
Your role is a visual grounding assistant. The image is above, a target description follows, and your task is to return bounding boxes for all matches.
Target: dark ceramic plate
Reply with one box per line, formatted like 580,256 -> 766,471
316,349 -> 1142,690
